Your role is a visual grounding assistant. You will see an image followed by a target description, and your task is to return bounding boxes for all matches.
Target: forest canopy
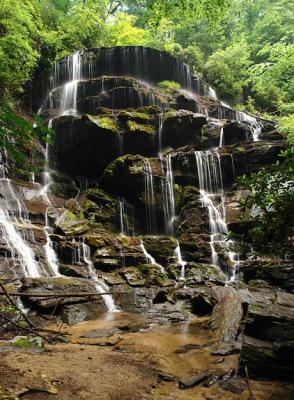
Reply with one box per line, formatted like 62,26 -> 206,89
0,0 -> 292,116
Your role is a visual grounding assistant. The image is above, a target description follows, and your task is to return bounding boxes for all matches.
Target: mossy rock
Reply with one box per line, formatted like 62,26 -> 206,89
118,110 -> 151,123
81,189 -> 118,231
185,263 -> 226,287
55,210 -> 89,236
126,120 -> 156,135
141,236 -> 177,266
10,336 -> 44,349
85,114 -> 119,133
121,264 -> 170,287
103,154 -> 145,178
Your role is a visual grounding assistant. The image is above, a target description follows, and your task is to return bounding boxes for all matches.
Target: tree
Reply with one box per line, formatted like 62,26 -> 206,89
0,0 -> 43,100
238,147 -> 294,257
204,40 -> 252,101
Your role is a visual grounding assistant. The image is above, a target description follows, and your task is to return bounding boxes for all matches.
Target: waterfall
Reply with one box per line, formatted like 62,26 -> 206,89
140,240 -> 165,273
0,208 -> 41,278
158,110 -> 164,156
219,127 -> 224,147
236,112 -> 262,142
0,177 -> 42,278
162,154 -> 176,236
60,51 -> 83,115
81,241 -> 119,312
194,150 -> 239,281
208,86 -> 218,100
118,198 -> 135,236
174,241 -> 187,280
143,159 -> 157,235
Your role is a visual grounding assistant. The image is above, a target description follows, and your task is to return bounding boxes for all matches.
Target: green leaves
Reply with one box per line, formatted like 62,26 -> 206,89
0,103 -> 52,168
0,0 -> 43,99
238,148 -> 294,257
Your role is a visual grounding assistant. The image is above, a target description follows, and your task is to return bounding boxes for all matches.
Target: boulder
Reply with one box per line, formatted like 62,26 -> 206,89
243,260 -> 294,293
223,121 -> 252,145
141,236 -> 177,266
162,110 -> 206,150
49,114 -> 121,178
210,288 -> 243,345
240,300 -> 294,379
20,277 -> 100,309
186,263 -> 226,286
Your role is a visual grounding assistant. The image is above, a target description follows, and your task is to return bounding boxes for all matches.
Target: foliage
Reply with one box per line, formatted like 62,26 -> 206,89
0,103 -> 52,167
106,13 -> 147,46
0,0 -> 43,99
278,114 -> 294,144
249,42 -> 294,111
204,40 -> 252,101
238,148 -> 294,257
158,81 -> 181,90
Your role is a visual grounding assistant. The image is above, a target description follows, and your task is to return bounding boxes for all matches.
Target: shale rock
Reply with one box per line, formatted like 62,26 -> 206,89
21,277 -> 101,309
243,260 -> 294,292
240,300 -> 294,379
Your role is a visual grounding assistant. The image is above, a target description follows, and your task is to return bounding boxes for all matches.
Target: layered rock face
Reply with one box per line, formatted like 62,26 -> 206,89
1,47 -> 292,381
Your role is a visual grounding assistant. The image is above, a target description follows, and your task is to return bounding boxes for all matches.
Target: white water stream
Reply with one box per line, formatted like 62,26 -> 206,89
195,149 -> 239,281
140,240 -> 165,274
81,241 -> 119,312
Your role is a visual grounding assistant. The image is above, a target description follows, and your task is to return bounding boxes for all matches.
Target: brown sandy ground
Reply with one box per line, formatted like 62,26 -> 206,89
0,312 -> 294,400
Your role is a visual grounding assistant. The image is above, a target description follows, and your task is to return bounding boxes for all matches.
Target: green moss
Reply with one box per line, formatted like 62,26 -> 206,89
103,154 -> 145,177
127,120 -> 156,135
158,80 -> 181,90
86,115 -> 119,133
11,336 -> 44,349
118,110 -> 150,121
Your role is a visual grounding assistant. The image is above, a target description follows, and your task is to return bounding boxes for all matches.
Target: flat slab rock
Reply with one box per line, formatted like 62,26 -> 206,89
21,277 -> 100,309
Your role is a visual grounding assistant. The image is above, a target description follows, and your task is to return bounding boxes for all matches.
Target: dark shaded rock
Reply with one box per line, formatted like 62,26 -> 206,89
259,130 -> 284,141
100,154 -> 145,201
49,114 -> 121,178
142,236 -> 177,266
179,372 -> 210,389
60,301 -> 106,324
226,140 -> 288,176
240,299 -> 294,380
162,110 -> 206,150
191,294 -> 215,316
21,277 -> 99,309
157,372 -> 177,382
78,86 -> 164,113
243,260 -> 294,293
223,121 -> 252,145
244,302 -> 294,343
240,335 -> 294,380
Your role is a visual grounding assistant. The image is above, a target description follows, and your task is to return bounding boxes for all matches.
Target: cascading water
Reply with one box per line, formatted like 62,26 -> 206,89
194,150 -> 239,281
81,241 -> 119,312
118,198 -> 135,236
40,53 -> 119,310
162,154 -> 176,236
143,159 -> 157,235
174,240 -> 187,280
140,240 -> 165,274
60,51 -> 83,115
0,177 -> 42,278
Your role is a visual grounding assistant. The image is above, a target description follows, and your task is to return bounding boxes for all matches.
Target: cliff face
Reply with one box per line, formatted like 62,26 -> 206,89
1,47 -> 293,382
